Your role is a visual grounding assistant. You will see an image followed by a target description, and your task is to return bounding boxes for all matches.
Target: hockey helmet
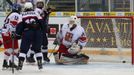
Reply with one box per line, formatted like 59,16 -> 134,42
24,2 -> 33,10
36,0 -> 44,9
37,0 -> 44,2
12,3 -> 21,12
69,16 -> 78,24
70,16 -> 78,21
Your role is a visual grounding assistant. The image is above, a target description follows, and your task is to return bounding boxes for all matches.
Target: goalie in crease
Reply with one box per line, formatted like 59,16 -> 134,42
53,16 -> 89,65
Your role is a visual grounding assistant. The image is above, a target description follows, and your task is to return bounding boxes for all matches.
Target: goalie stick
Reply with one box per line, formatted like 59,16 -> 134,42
43,44 -> 57,65
48,44 -> 57,58
43,39 -> 57,64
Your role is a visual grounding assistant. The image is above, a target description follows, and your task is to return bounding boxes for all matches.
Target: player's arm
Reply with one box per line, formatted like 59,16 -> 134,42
53,24 -> 67,45
36,13 -> 45,33
15,21 -> 24,36
78,27 -> 87,49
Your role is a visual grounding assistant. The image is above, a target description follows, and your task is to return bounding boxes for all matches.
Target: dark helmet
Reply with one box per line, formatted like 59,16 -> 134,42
12,3 -> 21,13
36,0 -> 44,9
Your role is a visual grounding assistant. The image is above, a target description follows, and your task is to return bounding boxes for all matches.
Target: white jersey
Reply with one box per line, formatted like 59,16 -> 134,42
35,8 -> 44,16
61,23 -> 87,48
2,12 -> 22,33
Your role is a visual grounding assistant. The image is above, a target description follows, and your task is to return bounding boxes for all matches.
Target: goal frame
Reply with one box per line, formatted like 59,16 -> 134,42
78,16 -> 134,65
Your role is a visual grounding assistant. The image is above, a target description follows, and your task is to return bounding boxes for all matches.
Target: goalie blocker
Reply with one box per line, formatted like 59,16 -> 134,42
53,16 -> 89,65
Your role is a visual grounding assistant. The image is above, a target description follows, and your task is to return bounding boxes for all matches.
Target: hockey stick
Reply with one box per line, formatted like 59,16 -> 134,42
48,44 -> 57,58
45,0 -> 50,7
42,44 -> 57,65
11,31 -> 15,73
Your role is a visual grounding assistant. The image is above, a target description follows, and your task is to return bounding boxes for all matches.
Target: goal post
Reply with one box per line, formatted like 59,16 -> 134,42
77,16 -> 134,65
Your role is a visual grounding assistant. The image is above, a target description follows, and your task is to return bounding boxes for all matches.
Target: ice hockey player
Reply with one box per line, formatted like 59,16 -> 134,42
1,3 -> 22,70
16,2 -> 44,70
53,16 -> 89,65
26,0 -> 51,63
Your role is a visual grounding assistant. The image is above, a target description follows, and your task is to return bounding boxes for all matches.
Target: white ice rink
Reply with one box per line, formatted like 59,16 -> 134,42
0,52 -> 134,75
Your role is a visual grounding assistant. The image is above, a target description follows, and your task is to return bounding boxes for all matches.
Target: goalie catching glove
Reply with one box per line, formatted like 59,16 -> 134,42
68,43 -> 83,54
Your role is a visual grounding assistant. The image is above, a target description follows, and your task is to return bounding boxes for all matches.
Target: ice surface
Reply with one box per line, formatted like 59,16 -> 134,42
0,52 -> 134,75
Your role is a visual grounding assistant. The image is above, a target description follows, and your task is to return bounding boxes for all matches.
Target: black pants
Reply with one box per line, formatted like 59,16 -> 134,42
20,30 -> 43,54
41,32 -> 48,50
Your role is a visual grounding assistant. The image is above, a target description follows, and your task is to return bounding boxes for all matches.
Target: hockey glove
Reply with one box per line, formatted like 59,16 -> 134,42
15,34 -> 21,39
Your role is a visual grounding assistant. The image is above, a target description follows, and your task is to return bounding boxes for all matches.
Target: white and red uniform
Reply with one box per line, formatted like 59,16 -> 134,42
2,12 -> 22,49
57,23 -> 87,54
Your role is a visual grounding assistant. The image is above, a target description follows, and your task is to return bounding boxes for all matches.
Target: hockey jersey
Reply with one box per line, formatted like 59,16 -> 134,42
35,8 -> 44,16
1,12 -> 21,49
2,12 -> 22,34
61,23 -> 87,48
16,11 -> 43,35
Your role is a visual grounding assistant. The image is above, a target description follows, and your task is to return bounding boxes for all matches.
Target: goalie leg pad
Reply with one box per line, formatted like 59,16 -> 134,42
53,53 -> 89,65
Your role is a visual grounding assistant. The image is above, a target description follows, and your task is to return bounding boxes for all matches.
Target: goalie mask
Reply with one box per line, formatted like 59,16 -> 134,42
69,16 -> 78,29
68,43 -> 81,54
69,16 -> 78,24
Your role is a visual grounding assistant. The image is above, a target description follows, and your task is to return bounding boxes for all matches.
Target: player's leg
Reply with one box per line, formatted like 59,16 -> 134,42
2,48 -> 12,69
54,44 -> 89,64
17,31 -> 32,70
8,39 -> 19,69
9,55 -> 18,69
53,44 -> 69,64
42,33 -> 50,62
26,48 -> 35,63
1,33 -> 13,69
32,30 -> 43,69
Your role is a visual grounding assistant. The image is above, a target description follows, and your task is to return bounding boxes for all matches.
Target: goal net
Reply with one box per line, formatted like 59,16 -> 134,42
78,16 -> 134,64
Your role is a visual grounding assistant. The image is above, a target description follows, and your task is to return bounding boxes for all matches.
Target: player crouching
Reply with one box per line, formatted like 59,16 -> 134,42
53,16 -> 89,65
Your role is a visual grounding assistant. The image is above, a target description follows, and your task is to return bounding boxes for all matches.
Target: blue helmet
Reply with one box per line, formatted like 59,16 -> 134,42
12,3 -> 21,12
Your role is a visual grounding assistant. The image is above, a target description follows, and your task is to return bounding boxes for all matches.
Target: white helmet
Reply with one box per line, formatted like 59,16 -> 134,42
36,0 -> 44,8
70,16 -> 78,21
69,16 -> 78,25
24,2 -> 33,10
37,0 -> 44,2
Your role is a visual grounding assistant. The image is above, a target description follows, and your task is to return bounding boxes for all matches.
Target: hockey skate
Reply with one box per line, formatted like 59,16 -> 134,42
37,57 -> 43,70
26,54 -> 36,63
2,60 -> 9,70
17,57 -> 24,70
17,61 -> 23,70
44,57 -> 50,62
43,53 -> 50,63
8,60 -> 18,70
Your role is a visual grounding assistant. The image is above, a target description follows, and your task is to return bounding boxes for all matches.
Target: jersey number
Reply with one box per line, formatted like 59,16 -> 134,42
25,18 -> 36,24
65,32 -> 73,42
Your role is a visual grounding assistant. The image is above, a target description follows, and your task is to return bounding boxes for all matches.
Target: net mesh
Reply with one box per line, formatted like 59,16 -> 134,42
79,16 -> 133,64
